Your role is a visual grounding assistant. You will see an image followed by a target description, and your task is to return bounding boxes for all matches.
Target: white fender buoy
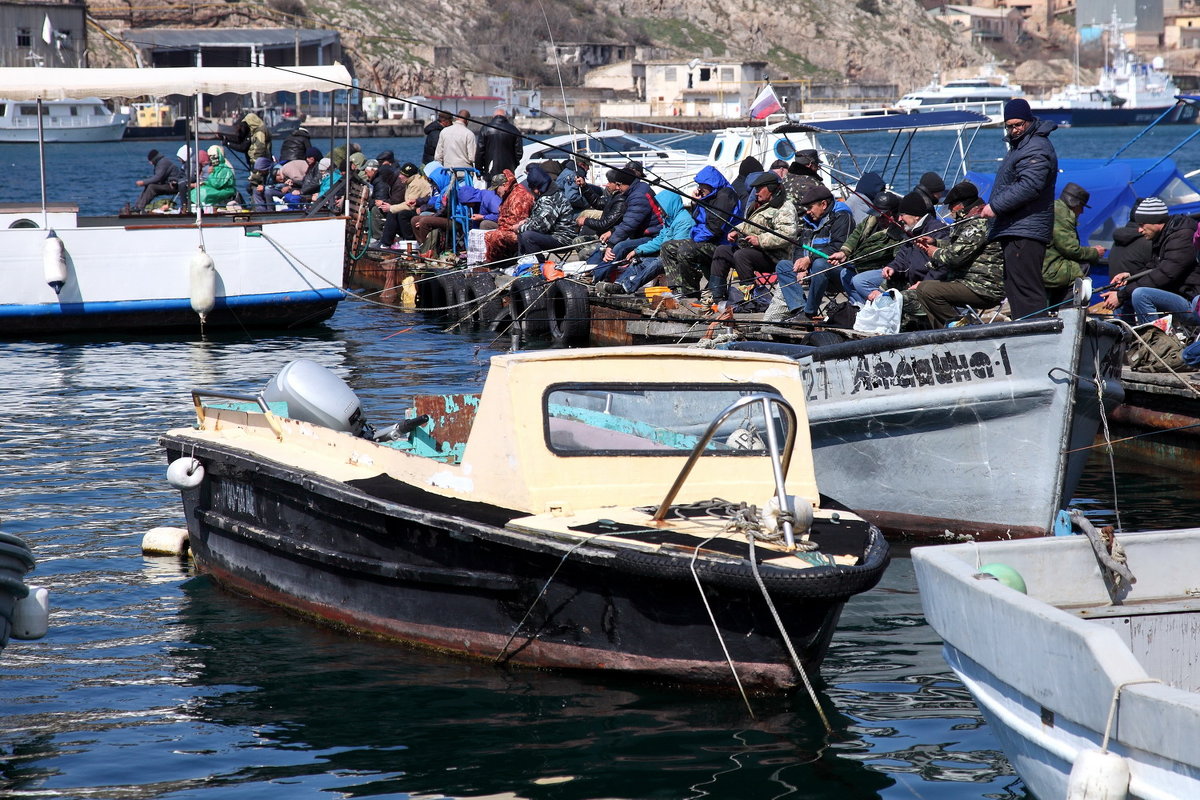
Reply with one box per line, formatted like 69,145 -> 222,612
189,248 -> 217,322
141,526 -> 190,557
11,586 -> 49,640
1067,748 -> 1131,799
43,230 -> 67,294
763,495 -> 815,536
400,275 -> 417,307
166,457 -> 205,490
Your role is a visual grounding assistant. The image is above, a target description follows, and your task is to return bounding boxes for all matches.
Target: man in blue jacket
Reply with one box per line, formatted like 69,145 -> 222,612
981,98 -> 1058,319
660,165 -> 741,297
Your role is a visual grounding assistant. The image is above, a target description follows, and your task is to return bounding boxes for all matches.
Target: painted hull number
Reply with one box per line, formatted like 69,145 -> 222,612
802,344 -> 1013,400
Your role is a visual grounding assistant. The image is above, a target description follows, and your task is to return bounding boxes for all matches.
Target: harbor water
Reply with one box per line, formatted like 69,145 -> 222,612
1,127 -> 1198,799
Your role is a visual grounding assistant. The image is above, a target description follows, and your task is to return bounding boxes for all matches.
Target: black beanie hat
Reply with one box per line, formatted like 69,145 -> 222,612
147,149 -> 159,161
1003,98 -> 1035,122
898,190 -> 931,217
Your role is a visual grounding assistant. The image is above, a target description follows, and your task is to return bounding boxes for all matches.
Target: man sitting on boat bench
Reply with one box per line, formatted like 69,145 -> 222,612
132,149 -> 183,213
877,180 -> 1004,330
1099,196 -> 1200,325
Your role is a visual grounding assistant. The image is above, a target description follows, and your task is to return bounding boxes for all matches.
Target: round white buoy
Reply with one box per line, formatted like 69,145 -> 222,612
166,457 -> 205,490
141,526 -> 190,557
43,230 -> 67,294
189,248 -> 217,321
1066,748 -> 1131,799
11,586 -> 49,640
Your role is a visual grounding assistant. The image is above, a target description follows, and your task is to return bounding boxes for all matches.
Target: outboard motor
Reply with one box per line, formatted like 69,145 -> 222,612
262,359 -> 365,436
261,359 -> 425,442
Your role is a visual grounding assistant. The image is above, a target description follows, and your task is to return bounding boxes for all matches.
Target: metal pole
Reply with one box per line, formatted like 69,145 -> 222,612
37,98 -> 47,228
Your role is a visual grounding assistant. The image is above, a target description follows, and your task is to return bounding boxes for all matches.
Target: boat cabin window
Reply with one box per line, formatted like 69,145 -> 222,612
544,383 -> 789,456
19,106 -> 48,116
774,139 -> 796,160
0,104 -> 5,116
711,140 -> 725,163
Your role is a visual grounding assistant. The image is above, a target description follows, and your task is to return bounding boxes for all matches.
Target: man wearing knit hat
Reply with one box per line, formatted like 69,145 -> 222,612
132,148 -> 183,213
1100,196 -> 1200,324
980,97 -> 1058,318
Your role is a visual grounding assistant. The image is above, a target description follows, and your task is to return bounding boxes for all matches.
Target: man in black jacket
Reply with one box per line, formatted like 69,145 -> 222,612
132,149 -> 183,212
475,107 -> 523,182
1100,196 -> 1200,325
422,111 -> 452,165
981,98 -> 1058,319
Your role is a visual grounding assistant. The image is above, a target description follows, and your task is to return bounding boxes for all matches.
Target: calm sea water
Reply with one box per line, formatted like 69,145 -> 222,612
0,128 -> 1197,799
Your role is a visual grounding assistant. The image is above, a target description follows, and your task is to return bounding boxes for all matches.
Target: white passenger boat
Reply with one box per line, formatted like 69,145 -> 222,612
0,96 -> 127,143
913,524 -> 1200,799
896,74 -> 1023,120
0,65 -> 353,335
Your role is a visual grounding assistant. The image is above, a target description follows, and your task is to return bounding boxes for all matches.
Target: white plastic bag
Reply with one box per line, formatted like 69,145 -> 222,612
853,289 -> 903,335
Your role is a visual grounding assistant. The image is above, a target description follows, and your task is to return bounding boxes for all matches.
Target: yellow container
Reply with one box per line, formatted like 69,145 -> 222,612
644,286 -> 669,298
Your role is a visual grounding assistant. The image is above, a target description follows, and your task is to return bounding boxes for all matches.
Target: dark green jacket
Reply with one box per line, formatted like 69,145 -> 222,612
1043,199 -> 1102,288
840,214 -> 896,273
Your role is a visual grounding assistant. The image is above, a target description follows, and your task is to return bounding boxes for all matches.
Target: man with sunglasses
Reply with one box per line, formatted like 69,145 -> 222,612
980,98 -> 1058,319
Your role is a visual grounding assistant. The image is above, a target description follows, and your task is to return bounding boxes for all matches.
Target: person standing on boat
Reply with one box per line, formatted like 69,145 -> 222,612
435,110 -> 477,170
1100,197 -> 1200,325
903,181 -> 1005,329
980,98 -> 1058,319
1042,182 -> 1106,307
660,165 -> 741,299
475,107 -> 523,183
132,149 -> 183,213
423,111 -> 452,166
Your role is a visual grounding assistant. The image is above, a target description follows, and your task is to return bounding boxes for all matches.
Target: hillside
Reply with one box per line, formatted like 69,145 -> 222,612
87,0 -> 990,97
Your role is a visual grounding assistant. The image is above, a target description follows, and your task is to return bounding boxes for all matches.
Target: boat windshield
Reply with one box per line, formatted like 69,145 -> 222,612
544,383 -> 789,456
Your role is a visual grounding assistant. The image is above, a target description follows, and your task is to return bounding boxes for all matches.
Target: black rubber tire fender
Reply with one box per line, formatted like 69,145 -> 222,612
418,271 -> 448,310
463,272 -> 504,325
509,276 -> 551,335
436,271 -> 468,317
546,279 -> 590,345
802,330 -> 850,347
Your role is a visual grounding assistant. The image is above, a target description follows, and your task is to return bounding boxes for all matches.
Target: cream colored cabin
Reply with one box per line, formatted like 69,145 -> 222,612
179,347 -> 823,518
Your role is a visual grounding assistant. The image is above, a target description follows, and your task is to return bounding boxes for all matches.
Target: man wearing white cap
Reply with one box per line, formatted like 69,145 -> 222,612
1100,196 -> 1200,325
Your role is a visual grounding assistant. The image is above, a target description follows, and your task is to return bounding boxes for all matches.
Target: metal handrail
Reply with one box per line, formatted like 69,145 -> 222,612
191,389 -> 284,441
652,393 -> 799,549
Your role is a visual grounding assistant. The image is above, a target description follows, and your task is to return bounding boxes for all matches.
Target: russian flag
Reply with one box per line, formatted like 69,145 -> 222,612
749,85 -> 783,120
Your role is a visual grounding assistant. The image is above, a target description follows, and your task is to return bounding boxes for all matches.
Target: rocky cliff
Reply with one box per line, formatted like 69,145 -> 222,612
87,0 -> 990,96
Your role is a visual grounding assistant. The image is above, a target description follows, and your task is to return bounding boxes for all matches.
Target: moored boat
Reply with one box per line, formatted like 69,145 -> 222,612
0,96 -> 127,143
160,347 -> 890,690
913,523 -> 1200,799
0,65 -> 354,336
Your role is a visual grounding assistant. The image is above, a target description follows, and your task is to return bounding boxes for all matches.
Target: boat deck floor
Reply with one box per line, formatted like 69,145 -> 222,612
508,506 -> 868,568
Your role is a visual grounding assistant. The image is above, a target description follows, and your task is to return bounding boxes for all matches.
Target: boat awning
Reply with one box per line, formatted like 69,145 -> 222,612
773,110 -> 991,134
0,65 -> 353,101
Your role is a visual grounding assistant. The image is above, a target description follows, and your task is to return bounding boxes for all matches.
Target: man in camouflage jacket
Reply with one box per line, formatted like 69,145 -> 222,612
901,181 -> 1005,329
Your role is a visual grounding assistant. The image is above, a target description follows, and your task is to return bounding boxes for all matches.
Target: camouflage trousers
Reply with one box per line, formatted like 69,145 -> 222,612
661,240 -> 719,296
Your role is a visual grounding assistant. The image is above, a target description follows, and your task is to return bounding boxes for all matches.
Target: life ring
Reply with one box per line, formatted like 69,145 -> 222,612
509,276 -> 551,336
546,279 -> 590,345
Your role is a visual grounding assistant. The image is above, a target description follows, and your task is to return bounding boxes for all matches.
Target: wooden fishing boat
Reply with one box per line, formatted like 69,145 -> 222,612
160,347 -> 889,690
913,522 -> 1200,799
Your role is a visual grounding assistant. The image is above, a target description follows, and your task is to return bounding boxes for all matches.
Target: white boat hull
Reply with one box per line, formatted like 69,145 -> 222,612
0,209 -> 346,334
0,120 -> 127,143
914,531 -> 1200,800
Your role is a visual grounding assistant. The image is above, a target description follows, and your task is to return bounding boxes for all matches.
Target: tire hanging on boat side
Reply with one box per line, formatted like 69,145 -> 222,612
509,276 -> 551,336
418,270 -> 448,310
461,272 -> 503,326
546,279 -> 590,345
